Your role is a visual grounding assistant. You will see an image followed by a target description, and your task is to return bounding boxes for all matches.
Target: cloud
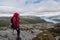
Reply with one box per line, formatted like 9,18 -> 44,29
54,0 -> 60,2
0,0 -> 20,7
25,0 -> 60,16
0,0 -> 60,17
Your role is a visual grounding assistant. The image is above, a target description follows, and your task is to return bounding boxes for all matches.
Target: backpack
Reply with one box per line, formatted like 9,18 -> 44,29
11,17 -> 20,29
11,17 -> 16,29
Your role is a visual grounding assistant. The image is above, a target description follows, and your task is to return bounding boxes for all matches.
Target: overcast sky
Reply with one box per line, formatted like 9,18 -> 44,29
0,0 -> 60,17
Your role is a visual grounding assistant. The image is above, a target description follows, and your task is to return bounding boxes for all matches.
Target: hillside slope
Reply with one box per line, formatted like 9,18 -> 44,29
20,16 -> 46,24
0,16 -> 46,27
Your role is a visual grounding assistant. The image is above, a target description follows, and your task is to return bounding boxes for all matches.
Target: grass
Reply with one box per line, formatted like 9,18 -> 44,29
32,30 -> 55,40
48,30 -> 60,37
0,17 -> 46,27
0,20 -> 9,27
20,18 -> 46,24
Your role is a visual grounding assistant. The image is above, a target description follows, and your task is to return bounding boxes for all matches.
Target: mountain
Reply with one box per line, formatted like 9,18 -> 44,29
47,15 -> 60,19
47,15 -> 60,23
40,15 -> 60,23
20,16 -> 46,24
0,16 -> 46,27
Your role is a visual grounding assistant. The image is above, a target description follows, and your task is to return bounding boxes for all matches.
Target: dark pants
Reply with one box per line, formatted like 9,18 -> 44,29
11,25 -> 20,37
16,28 -> 20,37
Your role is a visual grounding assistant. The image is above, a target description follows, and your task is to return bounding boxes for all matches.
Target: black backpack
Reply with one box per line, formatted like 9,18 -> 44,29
11,17 -> 15,29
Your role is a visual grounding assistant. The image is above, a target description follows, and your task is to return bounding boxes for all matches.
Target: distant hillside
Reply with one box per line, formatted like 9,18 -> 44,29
48,15 -> 60,19
40,15 -> 60,23
47,15 -> 60,23
20,16 -> 46,24
0,16 -> 46,27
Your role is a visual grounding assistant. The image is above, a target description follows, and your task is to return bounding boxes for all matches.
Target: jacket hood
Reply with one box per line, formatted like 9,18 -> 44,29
13,12 -> 19,17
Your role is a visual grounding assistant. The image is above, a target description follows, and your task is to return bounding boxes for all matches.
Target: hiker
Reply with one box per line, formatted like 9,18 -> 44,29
11,12 -> 20,37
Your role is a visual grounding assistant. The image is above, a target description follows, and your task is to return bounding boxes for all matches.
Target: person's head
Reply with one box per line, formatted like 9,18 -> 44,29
13,12 -> 19,18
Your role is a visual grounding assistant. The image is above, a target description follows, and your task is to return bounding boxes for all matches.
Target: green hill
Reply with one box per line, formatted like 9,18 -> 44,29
20,16 -> 46,24
0,16 -> 46,27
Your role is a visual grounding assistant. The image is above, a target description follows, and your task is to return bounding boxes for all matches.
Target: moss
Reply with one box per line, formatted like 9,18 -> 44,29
32,30 -> 55,40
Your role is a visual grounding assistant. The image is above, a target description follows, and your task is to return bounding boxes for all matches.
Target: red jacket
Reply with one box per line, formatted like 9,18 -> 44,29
11,12 -> 20,28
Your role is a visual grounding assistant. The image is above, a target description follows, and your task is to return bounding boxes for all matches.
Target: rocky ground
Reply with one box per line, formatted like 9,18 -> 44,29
0,29 -> 42,40
0,23 -> 54,40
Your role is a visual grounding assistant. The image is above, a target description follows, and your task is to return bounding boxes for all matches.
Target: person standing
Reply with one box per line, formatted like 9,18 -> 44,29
11,12 -> 20,37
